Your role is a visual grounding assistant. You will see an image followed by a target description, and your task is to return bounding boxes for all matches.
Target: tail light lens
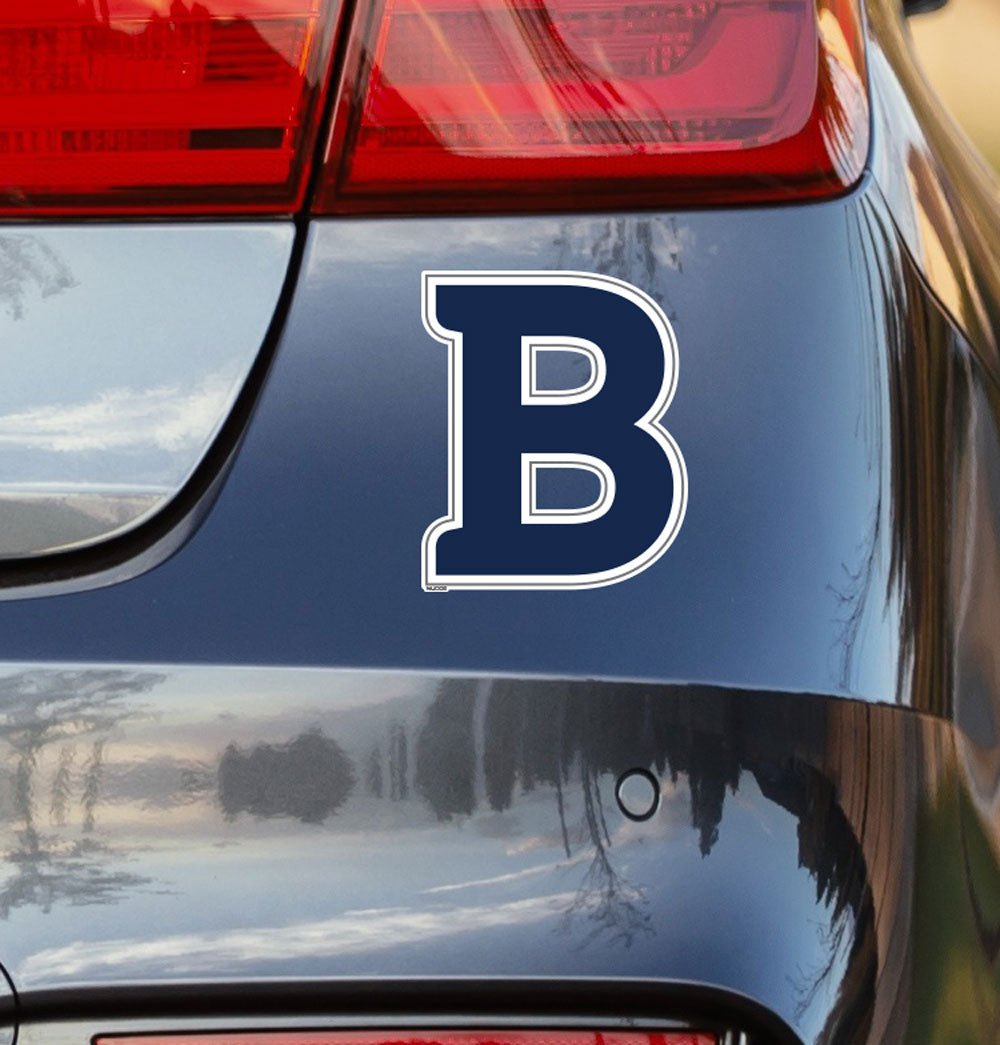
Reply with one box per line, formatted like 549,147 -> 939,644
315,0 -> 869,211
0,0 -> 867,214
96,1033 -> 717,1045
0,0 -> 340,215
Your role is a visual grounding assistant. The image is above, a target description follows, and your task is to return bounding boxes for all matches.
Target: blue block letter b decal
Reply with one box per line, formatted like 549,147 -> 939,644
422,271 -> 688,590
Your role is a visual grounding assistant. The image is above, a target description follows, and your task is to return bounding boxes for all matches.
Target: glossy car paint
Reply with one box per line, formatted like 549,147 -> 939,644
0,671 -> 862,1037
0,669 -> 996,1044
0,0 -> 999,1042
0,225 -> 293,559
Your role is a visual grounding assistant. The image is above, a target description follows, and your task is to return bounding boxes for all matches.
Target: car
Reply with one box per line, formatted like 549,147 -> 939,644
0,0 -> 998,1041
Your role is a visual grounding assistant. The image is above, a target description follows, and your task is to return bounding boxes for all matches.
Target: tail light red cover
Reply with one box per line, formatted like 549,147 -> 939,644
0,0 -> 338,214
0,0 -> 868,214
317,0 -> 869,210
96,1033 -> 717,1045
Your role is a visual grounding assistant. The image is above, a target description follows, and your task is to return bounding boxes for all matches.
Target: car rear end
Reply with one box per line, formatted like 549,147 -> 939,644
0,0 -> 999,1042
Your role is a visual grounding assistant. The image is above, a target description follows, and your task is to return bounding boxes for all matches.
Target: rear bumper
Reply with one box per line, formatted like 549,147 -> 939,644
0,668 -> 995,1043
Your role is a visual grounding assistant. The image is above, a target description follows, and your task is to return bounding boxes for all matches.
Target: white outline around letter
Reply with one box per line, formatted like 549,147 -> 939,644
520,452 -> 616,525
520,336 -> 607,406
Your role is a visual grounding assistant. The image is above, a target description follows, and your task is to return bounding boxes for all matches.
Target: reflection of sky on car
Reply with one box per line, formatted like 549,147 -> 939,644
0,667 -> 850,1043
0,226 -> 291,553
0,226 -> 287,473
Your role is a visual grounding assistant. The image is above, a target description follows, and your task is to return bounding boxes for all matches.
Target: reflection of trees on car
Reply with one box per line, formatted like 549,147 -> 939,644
0,668 -> 164,917
219,728 -> 356,823
553,215 -> 685,320
415,679 -> 476,820
0,236 -> 76,321
0,666 -> 878,1038
408,676 -> 875,1023
831,194 -> 1000,731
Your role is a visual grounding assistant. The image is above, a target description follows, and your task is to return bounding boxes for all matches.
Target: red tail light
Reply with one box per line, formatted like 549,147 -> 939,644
0,0 -> 340,215
315,0 -> 869,211
0,0 -> 867,214
96,1033 -> 717,1045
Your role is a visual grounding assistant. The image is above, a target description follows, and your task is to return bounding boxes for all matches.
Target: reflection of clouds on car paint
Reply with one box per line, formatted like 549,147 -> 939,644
0,225 -> 293,555
314,218 -> 699,286
21,892 -> 576,982
0,363 -> 248,556
422,858 -> 586,894
0,666 -> 870,1034
0,371 -> 237,455
0,227 -> 290,396
313,219 -> 566,269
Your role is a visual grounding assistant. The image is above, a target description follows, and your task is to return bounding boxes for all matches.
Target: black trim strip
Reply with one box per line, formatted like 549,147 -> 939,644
13,979 -> 800,1044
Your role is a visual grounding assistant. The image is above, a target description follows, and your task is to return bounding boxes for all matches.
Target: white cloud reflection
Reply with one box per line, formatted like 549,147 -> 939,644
0,372 -> 236,455
21,893 -> 573,984
422,860 -> 583,894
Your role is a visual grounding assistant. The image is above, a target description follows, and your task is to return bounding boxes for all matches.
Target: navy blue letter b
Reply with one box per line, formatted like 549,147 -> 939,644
422,271 -> 687,590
